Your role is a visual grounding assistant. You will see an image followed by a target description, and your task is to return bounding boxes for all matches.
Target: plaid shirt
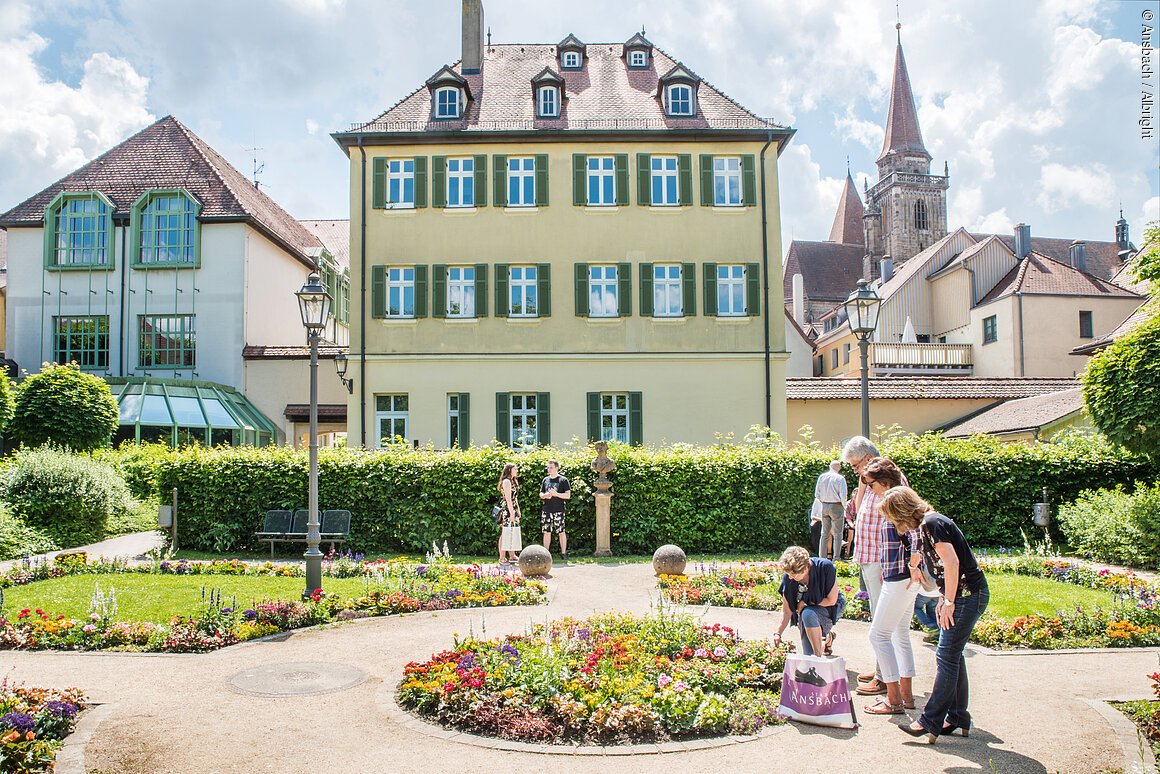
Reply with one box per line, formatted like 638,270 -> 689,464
852,471 -> 908,565
881,523 -> 922,579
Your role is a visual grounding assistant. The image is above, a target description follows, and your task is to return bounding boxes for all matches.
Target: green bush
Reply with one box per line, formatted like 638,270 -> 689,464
0,504 -> 58,560
0,370 -> 15,437
1057,482 -> 1160,569
139,433 -> 1155,556
94,442 -> 174,500
1,446 -> 134,548
1082,309 -> 1160,459
11,363 -> 119,451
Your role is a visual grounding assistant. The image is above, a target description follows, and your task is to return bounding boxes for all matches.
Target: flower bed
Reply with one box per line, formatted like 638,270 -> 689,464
0,678 -> 87,773
398,612 -> 788,744
1112,671 -> 1160,767
658,561 -> 863,616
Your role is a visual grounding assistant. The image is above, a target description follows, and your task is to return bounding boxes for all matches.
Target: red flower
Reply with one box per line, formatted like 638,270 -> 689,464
17,609 -> 29,619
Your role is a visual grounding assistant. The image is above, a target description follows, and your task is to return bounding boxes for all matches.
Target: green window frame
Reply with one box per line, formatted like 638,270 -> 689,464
448,392 -> 470,448
130,190 -> 200,267
53,315 -> 110,371
983,315 -> 997,345
44,192 -> 115,270
139,314 -> 196,369
586,391 -> 643,444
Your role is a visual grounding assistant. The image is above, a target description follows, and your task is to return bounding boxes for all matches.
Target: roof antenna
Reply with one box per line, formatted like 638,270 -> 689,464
486,26 -> 492,50
243,140 -> 264,190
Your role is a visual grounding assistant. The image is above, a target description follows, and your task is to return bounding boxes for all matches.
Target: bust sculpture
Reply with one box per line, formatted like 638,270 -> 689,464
591,441 -> 616,492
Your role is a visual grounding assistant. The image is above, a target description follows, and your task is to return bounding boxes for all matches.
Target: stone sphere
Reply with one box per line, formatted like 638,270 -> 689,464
518,544 -> 553,577
652,544 -> 687,576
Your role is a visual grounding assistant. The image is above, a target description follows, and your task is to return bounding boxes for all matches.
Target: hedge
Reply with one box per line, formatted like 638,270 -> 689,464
1057,482 -> 1160,569
132,433 -> 1156,556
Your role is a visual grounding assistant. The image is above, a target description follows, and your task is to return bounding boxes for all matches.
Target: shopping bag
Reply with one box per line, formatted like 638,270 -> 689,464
500,524 -> 522,553
778,652 -> 858,729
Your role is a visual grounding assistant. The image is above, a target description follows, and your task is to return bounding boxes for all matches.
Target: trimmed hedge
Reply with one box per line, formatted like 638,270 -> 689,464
135,433 -> 1156,556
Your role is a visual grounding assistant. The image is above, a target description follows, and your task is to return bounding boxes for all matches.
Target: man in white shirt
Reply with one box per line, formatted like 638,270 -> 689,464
814,460 -> 849,561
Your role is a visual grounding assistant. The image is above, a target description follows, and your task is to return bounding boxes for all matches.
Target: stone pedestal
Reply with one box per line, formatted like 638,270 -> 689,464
594,492 -> 613,557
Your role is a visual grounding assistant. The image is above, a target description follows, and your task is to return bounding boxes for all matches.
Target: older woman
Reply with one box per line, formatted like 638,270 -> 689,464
772,546 -> 846,657
879,487 -> 989,743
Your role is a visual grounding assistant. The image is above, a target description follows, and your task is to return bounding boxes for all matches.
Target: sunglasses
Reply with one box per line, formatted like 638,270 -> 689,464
860,477 -> 878,486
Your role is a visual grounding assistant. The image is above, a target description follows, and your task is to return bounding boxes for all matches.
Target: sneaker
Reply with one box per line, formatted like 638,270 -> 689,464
794,667 -> 828,687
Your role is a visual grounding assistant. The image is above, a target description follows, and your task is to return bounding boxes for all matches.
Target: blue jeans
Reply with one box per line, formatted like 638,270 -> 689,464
918,579 -> 989,735
914,595 -> 939,630
798,593 -> 847,656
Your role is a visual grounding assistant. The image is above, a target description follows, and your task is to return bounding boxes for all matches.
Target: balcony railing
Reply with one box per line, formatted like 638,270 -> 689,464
870,342 -> 972,375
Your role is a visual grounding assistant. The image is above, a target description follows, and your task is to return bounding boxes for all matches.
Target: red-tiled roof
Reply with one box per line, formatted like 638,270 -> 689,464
300,220 -> 350,272
787,377 -> 1079,400
827,172 -> 865,246
978,252 -> 1140,305
782,241 -> 865,309
942,388 -> 1085,438
976,234 -> 1126,281
0,116 -> 323,267
879,38 -> 928,161
243,345 -> 346,360
344,43 -> 788,137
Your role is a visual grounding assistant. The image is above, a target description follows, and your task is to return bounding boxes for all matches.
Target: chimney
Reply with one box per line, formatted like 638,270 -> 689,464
880,257 -> 894,283
1069,240 -> 1087,273
462,0 -> 485,75
1013,223 -> 1031,260
792,273 -> 805,325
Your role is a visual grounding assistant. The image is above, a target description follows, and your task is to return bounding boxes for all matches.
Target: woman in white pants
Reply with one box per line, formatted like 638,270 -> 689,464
861,458 -> 920,715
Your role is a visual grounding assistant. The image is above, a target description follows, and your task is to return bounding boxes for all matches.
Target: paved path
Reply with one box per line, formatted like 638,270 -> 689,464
3,559 -> 1156,773
0,530 -> 165,572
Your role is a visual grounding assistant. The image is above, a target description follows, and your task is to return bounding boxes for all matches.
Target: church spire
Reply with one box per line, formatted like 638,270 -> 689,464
879,27 -> 929,162
828,171 -> 865,245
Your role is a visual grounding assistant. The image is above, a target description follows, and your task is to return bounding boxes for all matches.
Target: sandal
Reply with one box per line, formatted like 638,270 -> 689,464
903,700 -> 916,710
864,699 -> 905,715
824,631 -> 836,656
857,671 -> 877,682
856,679 -> 888,695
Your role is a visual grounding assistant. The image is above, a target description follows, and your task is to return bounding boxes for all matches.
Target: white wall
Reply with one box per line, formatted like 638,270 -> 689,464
243,226 -> 318,348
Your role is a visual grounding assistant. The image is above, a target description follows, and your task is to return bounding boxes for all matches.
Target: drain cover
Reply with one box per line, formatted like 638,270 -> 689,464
227,661 -> 367,697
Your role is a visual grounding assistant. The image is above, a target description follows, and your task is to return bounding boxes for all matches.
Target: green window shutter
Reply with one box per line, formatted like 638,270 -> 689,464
372,157 -> 387,209
629,391 -> 643,445
681,262 -> 697,316
572,154 -> 587,206
699,154 -> 714,206
640,263 -> 654,317
536,263 -> 552,317
536,392 -> 551,446
414,265 -> 429,317
617,262 -> 632,317
614,154 -> 629,206
473,154 -> 487,207
678,154 -> 693,206
432,156 -> 447,208
636,153 -> 652,206
703,263 -> 718,317
457,393 -> 470,447
413,157 -> 428,208
586,392 -> 601,442
496,393 -> 511,447
432,264 -> 448,318
745,262 -> 761,316
371,265 -> 387,318
493,155 -> 508,207
574,263 -> 590,317
534,154 -> 549,206
474,263 -> 488,317
494,264 -> 509,317
741,154 -> 756,206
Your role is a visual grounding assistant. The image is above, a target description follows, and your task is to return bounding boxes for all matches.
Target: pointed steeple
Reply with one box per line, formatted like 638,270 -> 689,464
828,171 -> 865,245
879,27 -> 929,162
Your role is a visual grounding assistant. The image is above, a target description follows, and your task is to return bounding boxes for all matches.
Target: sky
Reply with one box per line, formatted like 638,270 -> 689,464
1,0 -> 1158,254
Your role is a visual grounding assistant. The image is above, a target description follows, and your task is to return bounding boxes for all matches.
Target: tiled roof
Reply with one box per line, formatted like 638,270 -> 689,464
827,172 -> 865,246
942,388 -> 1085,438
300,220 -> 350,272
786,377 -> 1079,400
978,252 -> 1140,305
782,241 -> 865,308
1110,261 -> 1150,295
284,404 -> 348,422
344,43 -> 789,136
879,38 -> 928,161
1071,299 -> 1158,355
977,234 -> 1126,281
242,345 -> 346,360
0,116 -> 323,266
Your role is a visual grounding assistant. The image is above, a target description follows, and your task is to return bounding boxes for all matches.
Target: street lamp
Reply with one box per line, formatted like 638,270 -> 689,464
296,272 -> 332,594
334,352 -> 354,394
843,279 -> 882,438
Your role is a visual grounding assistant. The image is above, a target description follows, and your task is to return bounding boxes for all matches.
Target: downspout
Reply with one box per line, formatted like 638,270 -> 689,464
118,221 -> 128,375
357,136 -> 368,448
758,130 -> 774,429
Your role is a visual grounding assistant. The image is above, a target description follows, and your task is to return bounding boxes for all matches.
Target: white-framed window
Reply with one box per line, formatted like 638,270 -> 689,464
388,159 -> 415,208
562,50 -> 581,69
666,84 -> 693,116
387,267 -> 415,317
651,156 -> 679,206
629,50 -> 647,68
510,393 -> 538,450
435,87 -> 461,118
653,264 -> 682,317
447,266 -> 475,317
843,343 -> 851,364
587,156 -> 616,206
537,86 -> 559,117
589,265 -> 619,317
508,157 -> 536,206
717,264 -> 746,317
509,265 -> 538,317
600,393 -> 629,443
713,157 -> 742,206
375,394 -> 409,445
448,394 -> 462,447
446,157 -> 475,208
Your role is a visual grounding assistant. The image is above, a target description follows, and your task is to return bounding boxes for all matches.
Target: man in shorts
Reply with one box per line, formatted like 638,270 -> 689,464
539,459 -> 571,561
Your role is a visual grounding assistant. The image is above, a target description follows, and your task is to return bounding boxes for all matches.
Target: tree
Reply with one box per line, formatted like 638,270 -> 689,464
0,370 -> 14,437
1130,221 -> 1160,291
1082,310 -> 1160,459
11,363 -> 120,451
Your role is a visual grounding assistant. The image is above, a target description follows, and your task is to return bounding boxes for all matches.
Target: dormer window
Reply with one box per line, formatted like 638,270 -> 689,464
557,33 -> 587,71
537,86 -> 559,118
435,87 -> 461,119
563,51 -> 581,69
425,65 -> 471,121
623,32 -> 653,69
658,63 -> 701,117
629,50 -> 647,68
667,85 -> 693,116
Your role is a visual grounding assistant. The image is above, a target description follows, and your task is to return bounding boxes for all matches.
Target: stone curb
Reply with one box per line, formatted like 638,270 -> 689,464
969,644 -> 1160,657
55,702 -> 113,774
1082,697 -> 1158,774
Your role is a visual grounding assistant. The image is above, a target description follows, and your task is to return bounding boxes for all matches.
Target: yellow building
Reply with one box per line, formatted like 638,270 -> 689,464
332,5 -> 794,449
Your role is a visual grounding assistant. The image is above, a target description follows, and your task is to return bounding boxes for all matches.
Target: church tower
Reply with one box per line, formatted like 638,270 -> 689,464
864,25 -> 948,275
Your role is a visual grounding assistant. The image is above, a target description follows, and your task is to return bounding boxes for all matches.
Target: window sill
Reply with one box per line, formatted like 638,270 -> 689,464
505,316 -> 544,324
133,262 -> 200,270
710,205 -> 748,213
714,315 -> 753,323
46,264 -> 114,272
442,316 -> 480,324
647,206 -> 685,213
650,315 -> 688,323
382,206 -> 417,214
585,316 -> 624,325
504,206 -> 540,214
442,207 -> 478,214
377,317 -> 419,325
583,206 -> 620,213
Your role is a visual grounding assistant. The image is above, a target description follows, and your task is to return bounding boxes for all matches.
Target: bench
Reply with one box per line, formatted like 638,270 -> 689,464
256,509 -> 351,558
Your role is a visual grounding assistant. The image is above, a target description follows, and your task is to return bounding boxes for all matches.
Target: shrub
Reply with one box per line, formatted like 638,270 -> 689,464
1057,482 -> 1160,569
1,447 -> 133,548
0,506 -> 58,561
1082,305 -> 1160,460
0,371 -> 14,437
10,363 -> 119,451
93,443 -> 174,500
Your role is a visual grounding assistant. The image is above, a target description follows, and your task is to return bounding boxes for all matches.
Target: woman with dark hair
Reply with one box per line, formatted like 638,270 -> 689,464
496,463 -> 522,566
879,486 -> 989,744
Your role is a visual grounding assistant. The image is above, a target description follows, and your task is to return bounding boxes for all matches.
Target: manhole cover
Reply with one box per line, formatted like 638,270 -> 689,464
228,661 -> 367,697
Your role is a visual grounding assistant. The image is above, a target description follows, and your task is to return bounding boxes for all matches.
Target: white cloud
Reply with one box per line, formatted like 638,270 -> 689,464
305,119 -> 319,135
1037,162 -> 1117,212
834,108 -> 883,152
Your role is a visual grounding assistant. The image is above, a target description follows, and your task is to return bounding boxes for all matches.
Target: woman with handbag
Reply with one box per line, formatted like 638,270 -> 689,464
496,463 -> 523,566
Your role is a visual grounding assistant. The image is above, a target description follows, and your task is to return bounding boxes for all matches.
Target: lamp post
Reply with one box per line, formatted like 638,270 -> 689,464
334,352 -> 354,394
843,279 -> 882,438
296,272 -> 332,594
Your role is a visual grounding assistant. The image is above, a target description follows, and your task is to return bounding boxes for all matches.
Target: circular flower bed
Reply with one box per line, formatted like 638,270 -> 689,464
398,612 -> 789,744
